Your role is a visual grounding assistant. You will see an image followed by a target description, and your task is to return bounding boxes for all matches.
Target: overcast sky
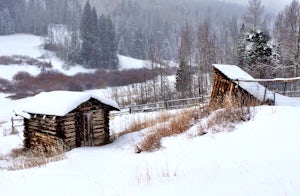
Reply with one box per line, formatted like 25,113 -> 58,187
221,0 -> 294,12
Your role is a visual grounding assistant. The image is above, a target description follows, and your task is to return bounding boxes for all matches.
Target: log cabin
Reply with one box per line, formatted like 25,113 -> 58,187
15,91 -> 120,154
210,64 -> 275,107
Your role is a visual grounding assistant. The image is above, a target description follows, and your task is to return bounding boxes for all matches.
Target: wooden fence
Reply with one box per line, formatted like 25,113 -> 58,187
10,117 -> 23,134
111,95 -> 210,116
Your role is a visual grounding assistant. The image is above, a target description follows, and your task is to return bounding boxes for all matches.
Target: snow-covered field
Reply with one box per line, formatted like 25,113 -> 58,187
0,105 -> 300,196
1,34 -> 300,196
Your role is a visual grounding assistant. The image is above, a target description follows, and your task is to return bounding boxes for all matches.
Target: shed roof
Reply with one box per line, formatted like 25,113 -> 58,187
15,91 -> 120,118
212,64 -> 274,102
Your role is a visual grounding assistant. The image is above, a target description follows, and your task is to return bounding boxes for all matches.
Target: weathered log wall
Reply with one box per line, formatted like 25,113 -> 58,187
210,69 -> 262,107
210,70 -> 231,104
23,115 -> 64,154
58,112 -> 76,150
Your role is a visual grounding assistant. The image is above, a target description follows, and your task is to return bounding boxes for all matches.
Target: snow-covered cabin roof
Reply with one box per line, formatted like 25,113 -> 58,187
212,64 -> 274,102
15,91 -> 120,118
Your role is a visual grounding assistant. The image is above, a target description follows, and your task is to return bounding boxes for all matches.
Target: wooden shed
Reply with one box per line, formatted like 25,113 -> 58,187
210,64 -> 275,107
15,91 -> 120,154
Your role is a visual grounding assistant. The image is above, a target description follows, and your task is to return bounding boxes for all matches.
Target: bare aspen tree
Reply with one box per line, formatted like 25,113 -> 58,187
244,0 -> 264,31
274,0 -> 300,78
196,20 -> 216,96
148,40 -> 169,101
148,41 -> 159,102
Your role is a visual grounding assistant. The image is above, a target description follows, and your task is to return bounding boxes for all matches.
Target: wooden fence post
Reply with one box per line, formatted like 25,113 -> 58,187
263,87 -> 267,103
11,117 -> 15,134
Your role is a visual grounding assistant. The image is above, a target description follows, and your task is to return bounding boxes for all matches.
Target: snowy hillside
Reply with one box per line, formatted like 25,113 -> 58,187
118,55 -> 148,70
0,34 -> 148,81
0,34 -> 95,80
0,103 -> 300,195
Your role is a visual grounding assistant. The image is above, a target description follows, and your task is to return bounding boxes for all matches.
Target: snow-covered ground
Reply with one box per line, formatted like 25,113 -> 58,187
0,104 -> 300,196
118,55 -> 148,70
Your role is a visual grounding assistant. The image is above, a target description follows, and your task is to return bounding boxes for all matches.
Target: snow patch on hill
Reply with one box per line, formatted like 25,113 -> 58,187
0,34 -> 94,80
0,34 -> 149,81
0,34 -> 43,58
118,55 -> 148,70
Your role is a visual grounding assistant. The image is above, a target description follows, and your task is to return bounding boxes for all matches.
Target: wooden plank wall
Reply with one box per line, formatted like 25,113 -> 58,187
74,98 -> 110,147
210,70 -> 231,105
92,111 -> 106,146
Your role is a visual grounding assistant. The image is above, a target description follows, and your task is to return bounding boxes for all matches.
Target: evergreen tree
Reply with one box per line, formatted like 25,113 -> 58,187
132,28 -> 147,59
68,30 -> 81,64
78,2 -> 118,70
236,24 -> 247,69
98,14 -> 108,69
106,16 -> 119,70
98,15 -> 118,70
89,7 -> 101,68
26,0 -> 47,35
118,35 -> 128,56
0,9 -> 14,35
80,1 -> 98,68
246,30 -> 272,65
175,59 -> 192,97
175,24 -> 193,98
245,29 -> 272,78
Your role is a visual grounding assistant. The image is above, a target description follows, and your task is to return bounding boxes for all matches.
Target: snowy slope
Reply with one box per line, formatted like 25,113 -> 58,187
0,34 -> 90,80
118,55 -> 148,70
0,34 -> 43,58
0,106 -> 300,196
0,34 -> 149,81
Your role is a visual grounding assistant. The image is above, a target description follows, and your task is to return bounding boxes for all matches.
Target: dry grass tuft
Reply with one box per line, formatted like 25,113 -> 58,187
116,116 -> 150,138
117,111 -> 176,138
198,95 -> 254,135
137,108 -> 198,152
6,154 -> 65,171
138,133 -> 162,152
162,108 -> 196,136
2,147 -> 66,171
